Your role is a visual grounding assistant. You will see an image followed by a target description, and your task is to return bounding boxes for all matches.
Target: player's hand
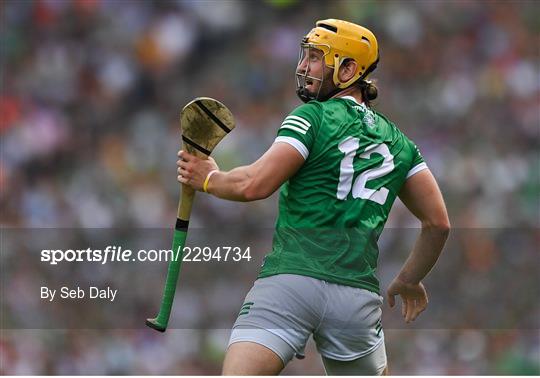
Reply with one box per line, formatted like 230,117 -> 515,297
386,277 -> 428,323
177,150 -> 219,191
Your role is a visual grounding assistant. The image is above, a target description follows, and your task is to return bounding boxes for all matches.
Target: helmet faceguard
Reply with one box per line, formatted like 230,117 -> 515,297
295,19 -> 379,103
295,40 -> 335,103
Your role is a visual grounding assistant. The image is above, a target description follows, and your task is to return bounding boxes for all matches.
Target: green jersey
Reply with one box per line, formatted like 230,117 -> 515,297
258,96 -> 427,294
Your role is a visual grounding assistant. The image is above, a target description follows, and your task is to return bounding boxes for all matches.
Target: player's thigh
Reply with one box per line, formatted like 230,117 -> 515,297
230,274 -> 323,359
222,341 -> 284,375
321,340 -> 387,376
314,283 -> 385,369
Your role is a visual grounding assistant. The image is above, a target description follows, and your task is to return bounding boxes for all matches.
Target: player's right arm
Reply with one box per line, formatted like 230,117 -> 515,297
387,169 -> 450,323
178,103 -> 321,202
176,137 -> 306,201
206,142 -> 305,201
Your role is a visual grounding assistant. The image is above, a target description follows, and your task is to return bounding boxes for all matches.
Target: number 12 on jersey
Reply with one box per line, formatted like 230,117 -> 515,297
337,137 -> 394,204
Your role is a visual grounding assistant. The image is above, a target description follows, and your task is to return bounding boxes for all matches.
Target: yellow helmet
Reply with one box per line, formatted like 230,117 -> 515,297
303,19 -> 379,89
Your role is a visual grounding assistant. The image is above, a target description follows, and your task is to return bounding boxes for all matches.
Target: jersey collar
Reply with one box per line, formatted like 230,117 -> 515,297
339,95 -> 362,105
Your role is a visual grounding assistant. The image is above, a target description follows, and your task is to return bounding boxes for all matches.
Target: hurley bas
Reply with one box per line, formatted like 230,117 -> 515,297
41,286 -> 117,302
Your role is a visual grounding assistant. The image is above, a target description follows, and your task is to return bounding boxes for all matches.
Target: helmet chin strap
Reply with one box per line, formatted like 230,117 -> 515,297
295,86 -> 313,103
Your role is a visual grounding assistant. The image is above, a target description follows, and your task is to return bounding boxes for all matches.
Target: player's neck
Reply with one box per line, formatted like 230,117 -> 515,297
332,87 -> 364,104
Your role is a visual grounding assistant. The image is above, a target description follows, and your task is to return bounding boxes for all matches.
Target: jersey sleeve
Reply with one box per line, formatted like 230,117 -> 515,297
406,141 -> 428,179
273,102 -> 322,160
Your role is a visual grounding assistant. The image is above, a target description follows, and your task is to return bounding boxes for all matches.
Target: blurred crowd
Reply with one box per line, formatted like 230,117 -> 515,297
1,0 -> 539,375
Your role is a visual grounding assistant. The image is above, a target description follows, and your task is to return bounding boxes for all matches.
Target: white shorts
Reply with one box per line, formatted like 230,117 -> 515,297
228,274 -> 385,367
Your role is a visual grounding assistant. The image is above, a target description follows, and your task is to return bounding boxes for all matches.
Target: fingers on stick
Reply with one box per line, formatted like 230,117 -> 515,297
178,150 -> 193,161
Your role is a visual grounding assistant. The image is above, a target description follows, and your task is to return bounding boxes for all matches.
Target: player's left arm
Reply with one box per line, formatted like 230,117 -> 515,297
387,169 -> 450,322
177,142 -> 305,201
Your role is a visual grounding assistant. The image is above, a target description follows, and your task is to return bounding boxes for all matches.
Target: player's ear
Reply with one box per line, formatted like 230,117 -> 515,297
339,59 -> 357,82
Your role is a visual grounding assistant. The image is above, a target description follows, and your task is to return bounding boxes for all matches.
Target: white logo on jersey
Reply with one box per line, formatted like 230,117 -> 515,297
353,103 -> 376,128
363,111 -> 376,128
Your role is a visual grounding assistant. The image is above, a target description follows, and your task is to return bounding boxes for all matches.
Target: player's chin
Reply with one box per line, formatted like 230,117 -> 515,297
303,84 -> 320,97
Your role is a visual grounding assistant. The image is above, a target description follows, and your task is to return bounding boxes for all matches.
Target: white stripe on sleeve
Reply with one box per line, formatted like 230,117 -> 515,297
281,119 -> 310,130
274,136 -> 309,160
406,162 -> 428,178
284,115 -> 311,128
279,124 -> 307,135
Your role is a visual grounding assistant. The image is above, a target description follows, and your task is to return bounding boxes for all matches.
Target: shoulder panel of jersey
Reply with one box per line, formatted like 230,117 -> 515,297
372,109 -> 428,179
274,101 -> 323,160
